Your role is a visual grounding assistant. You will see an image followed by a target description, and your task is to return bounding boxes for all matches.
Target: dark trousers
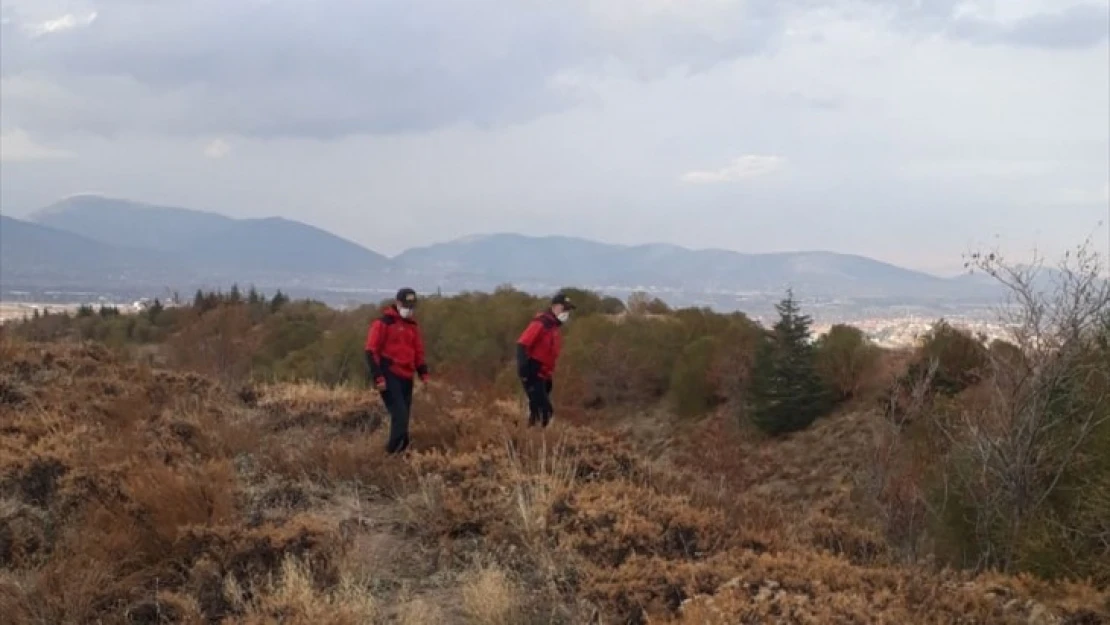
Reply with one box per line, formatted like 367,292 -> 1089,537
379,371 -> 414,453
522,377 -> 554,427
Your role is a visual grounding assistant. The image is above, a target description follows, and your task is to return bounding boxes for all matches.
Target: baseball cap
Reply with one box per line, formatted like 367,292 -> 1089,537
395,287 -> 418,306
551,292 -> 576,310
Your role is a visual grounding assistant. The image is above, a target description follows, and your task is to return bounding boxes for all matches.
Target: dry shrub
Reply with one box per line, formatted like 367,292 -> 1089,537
3,339 -> 1108,625
799,513 -> 888,566
166,305 -> 258,385
397,596 -> 446,625
123,591 -> 205,625
552,482 -> 731,567
460,561 -> 520,625
233,555 -> 376,625
122,459 -> 238,544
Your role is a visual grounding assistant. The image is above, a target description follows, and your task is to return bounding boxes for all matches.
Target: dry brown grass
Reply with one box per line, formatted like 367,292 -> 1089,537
231,555 -> 378,625
0,336 -> 1106,625
459,561 -> 519,625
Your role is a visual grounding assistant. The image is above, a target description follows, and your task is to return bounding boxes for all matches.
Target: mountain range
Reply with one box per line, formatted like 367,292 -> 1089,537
1,195 -> 993,302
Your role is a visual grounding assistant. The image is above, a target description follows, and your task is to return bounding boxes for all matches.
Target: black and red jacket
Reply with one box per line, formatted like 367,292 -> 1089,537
365,306 -> 428,382
516,310 -> 563,380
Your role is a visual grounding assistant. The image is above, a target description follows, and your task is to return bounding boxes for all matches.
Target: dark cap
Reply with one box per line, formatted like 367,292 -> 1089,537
551,292 -> 576,310
395,287 -> 418,306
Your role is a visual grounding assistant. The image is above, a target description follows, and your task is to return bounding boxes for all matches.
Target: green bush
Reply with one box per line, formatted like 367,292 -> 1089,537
917,320 -> 987,396
815,324 -> 880,403
560,314 -> 687,409
668,335 -> 720,418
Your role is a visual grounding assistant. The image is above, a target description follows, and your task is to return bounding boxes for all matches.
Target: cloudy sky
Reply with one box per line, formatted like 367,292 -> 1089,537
1,0 -> 1107,275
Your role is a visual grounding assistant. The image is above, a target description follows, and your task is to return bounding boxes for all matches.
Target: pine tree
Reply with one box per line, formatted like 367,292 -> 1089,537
747,290 -> 829,435
147,298 -> 164,322
270,290 -> 289,313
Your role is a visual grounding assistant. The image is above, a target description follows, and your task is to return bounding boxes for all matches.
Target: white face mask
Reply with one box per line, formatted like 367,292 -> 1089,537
556,311 -> 570,323
399,306 -> 413,319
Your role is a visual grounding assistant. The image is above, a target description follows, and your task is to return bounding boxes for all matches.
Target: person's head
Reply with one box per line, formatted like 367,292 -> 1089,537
550,292 -> 576,323
394,287 -> 418,319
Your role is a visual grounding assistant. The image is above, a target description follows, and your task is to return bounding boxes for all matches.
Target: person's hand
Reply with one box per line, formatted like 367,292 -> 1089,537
420,373 -> 429,385
374,377 -> 386,391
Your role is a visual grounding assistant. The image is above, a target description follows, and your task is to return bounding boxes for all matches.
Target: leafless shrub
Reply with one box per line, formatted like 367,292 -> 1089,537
937,241 -> 1110,573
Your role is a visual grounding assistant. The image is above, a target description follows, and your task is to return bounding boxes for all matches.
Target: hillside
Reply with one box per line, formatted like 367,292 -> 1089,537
23,195 -> 390,285
1,338 -> 1105,624
29,195 -> 237,252
0,214 -> 173,286
395,233 -> 988,299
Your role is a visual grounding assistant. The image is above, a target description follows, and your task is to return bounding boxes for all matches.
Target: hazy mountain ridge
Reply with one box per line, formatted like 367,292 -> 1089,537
0,215 -> 176,286
4,196 -> 997,300
394,232 -> 987,298
9,195 -> 389,287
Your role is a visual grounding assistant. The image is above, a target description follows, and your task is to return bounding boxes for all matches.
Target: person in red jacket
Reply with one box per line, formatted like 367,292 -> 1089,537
516,292 -> 575,427
365,287 -> 429,454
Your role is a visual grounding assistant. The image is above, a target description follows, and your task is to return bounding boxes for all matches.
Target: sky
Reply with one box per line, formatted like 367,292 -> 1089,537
0,0 -> 1107,275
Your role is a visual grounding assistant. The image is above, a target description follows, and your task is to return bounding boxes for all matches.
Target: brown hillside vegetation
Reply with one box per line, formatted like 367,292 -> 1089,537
1,338 -> 1107,624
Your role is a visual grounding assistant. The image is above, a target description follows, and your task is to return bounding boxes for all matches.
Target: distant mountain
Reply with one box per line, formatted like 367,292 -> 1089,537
23,195 -> 389,284
4,196 -> 1007,304
30,195 -> 235,252
0,215 -> 173,285
394,233 -> 992,299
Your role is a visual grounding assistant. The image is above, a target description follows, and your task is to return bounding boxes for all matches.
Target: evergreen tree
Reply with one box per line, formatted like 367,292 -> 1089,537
147,298 -> 164,322
747,290 -> 829,435
270,290 -> 289,313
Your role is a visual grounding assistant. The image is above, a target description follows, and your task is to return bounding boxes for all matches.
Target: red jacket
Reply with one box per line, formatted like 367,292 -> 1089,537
365,306 -> 428,381
516,311 -> 562,380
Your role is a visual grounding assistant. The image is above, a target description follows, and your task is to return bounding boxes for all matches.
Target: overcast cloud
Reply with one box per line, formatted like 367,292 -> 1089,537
1,0 -> 1107,274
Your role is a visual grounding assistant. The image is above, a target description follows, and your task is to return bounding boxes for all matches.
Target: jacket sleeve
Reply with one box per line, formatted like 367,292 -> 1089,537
415,326 -> 428,377
364,319 -> 384,380
516,320 -> 542,374
517,319 -> 542,347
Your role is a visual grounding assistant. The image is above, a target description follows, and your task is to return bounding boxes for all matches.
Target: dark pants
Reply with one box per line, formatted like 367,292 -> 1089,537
379,371 -> 414,453
523,377 -> 554,427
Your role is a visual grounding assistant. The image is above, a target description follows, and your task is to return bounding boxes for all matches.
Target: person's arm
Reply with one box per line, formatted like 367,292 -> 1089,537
516,320 -> 542,377
415,326 -> 429,381
364,319 -> 384,384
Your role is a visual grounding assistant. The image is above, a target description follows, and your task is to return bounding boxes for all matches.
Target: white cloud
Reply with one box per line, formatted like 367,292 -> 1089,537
203,138 -> 232,159
680,155 -> 786,184
24,12 -> 97,38
0,128 -> 74,162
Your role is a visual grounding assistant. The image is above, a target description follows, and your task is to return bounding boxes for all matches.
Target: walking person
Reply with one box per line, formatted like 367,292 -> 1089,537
365,288 -> 429,454
516,292 -> 575,427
